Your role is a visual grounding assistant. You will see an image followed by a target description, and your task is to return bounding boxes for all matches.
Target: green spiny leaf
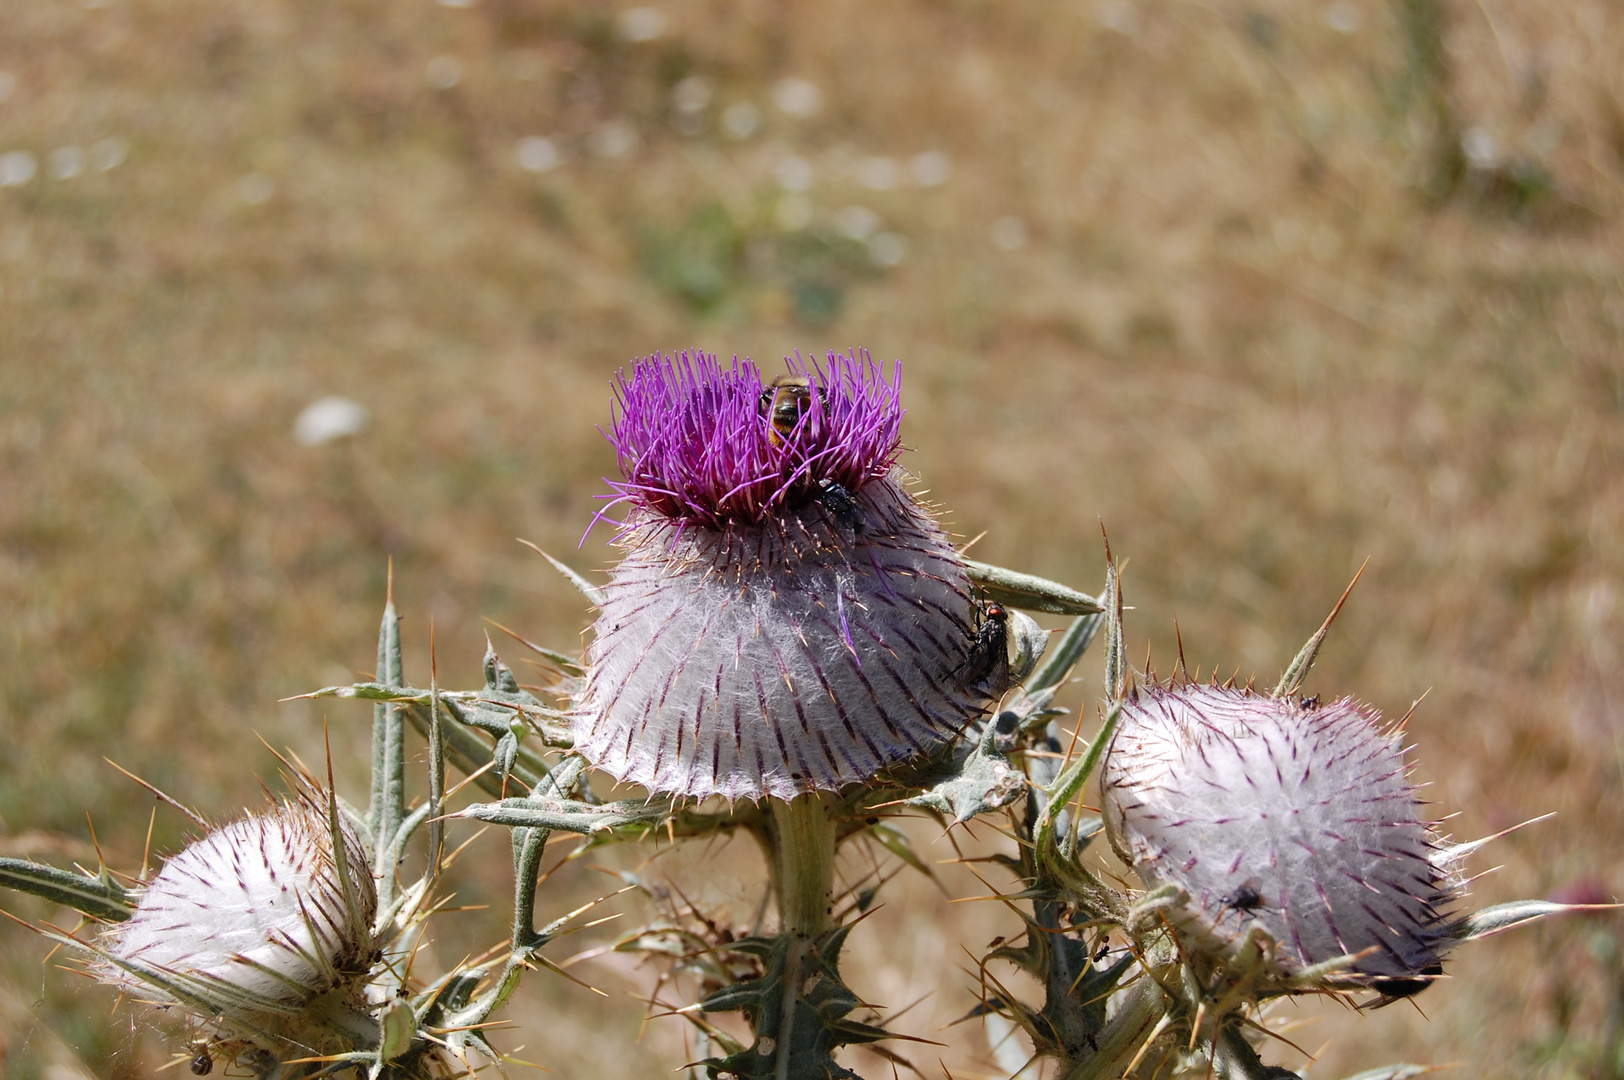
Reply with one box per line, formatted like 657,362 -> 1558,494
964,559 -> 1102,616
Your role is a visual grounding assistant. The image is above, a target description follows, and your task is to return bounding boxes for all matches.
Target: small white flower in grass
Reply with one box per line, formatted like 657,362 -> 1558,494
990,216 -> 1028,250
1273,217 -> 1305,252
1097,0 -> 1138,34
49,146 -> 85,180
0,151 -> 38,188
90,136 -> 128,172
671,75 -> 712,114
775,154 -> 813,192
1324,0 -> 1362,33
426,55 -> 462,90
720,102 -> 760,140
909,151 -> 951,187
618,7 -> 666,42
857,155 -> 899,191
237,172 -> 274,206
294,396 -> 368,446
836,205 -> 880,240
868,231 -> 907,267
670,76 -> 712,135
516,135 -> 561,173
771,77 -> 822,119
588,119 -> 639,160
1463,127 -> 1500,170
1103,685 -> 1458,995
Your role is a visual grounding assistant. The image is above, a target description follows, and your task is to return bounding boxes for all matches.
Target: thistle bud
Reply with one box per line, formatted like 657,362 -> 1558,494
99,788 -> 379,1050
573,350 -> 989,802
1102,685 -> 1457,990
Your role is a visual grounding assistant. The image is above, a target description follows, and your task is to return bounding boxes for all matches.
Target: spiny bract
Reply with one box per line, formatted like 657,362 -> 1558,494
573,349 -> 992,802
1102,684 -> 1457,989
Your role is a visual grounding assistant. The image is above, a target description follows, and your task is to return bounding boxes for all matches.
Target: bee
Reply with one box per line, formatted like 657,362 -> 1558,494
760,374 -> 817,447
1218,881 -> 1265,915
956,602 -> 1010,695
189,1046 -> 214,1076
815,478 -> 865,535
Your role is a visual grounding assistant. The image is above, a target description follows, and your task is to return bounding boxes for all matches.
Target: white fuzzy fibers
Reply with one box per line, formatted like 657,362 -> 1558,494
105,799 -> 376,1019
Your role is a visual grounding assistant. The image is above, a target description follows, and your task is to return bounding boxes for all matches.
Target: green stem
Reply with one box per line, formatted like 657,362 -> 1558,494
1213,1024 -> 1301,1080
1057,978 -> 1167,1080
763,794 -> 837,1080
768,794 -> 836,937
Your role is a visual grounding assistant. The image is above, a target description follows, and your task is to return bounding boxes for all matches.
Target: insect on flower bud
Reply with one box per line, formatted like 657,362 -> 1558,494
1102,684 -> 1458,990
573,349 -> 993,802
98,785 -> 379,1048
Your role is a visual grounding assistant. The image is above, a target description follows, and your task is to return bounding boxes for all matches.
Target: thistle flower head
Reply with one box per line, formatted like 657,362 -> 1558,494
98,784 -> 380,1051
601,349 -> 903,530
574,349 -> 992,802
1102,684 -> 1457,991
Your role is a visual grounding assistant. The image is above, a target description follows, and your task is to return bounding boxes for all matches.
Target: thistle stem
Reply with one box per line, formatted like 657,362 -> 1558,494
764,794 -> 837,1080
768,794 -> 836,936
1213,1023 -> 1301,1079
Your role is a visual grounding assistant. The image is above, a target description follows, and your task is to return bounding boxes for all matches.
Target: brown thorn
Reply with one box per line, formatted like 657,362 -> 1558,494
1395,687 -> 1432,734
81,813 -> 109,879
482,617 -> 563,664
446,761 -> 498,801
1238,1011 -> 1315,1059
140,806 -> 157,884
1282,557 -> 1370,697
103,759 -> 208,829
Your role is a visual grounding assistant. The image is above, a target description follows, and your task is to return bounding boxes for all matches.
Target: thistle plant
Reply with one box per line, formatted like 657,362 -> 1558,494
0,348 -> 1612,1080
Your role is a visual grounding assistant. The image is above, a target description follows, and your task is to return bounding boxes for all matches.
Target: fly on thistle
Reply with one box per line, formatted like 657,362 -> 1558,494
572,349 -> 996,802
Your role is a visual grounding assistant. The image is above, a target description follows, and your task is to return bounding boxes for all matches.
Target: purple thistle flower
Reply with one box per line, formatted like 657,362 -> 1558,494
600,349 -> 904,529
1102,684 -> 1458,990
574,349 -> 990,802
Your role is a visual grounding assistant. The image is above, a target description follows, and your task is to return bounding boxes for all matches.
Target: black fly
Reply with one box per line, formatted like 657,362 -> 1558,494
815,478 -> 865,535
1218,882 -> 1265,915
956,602 -> 1010,695
1298,694 -> 1320,710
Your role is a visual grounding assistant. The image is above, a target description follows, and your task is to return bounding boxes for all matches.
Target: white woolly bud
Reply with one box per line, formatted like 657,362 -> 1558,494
1102,685 -> 1457,989
100,793 -> 378,1044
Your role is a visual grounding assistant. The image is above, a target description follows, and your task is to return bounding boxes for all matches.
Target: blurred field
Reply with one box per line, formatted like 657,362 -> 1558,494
2,0 -> 1623,1076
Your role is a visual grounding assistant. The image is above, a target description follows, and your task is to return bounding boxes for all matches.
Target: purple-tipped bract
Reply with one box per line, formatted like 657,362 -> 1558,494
574,350 -> 990,802
1103,684 -> 1458,987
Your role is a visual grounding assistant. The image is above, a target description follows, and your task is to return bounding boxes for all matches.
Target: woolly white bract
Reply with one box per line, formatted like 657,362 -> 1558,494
1103,684 -> 1456,989
100,792 -> 379,1042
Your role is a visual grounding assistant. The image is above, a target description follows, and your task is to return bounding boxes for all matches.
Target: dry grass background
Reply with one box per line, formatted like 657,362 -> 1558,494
2,0 -> 1623,1076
